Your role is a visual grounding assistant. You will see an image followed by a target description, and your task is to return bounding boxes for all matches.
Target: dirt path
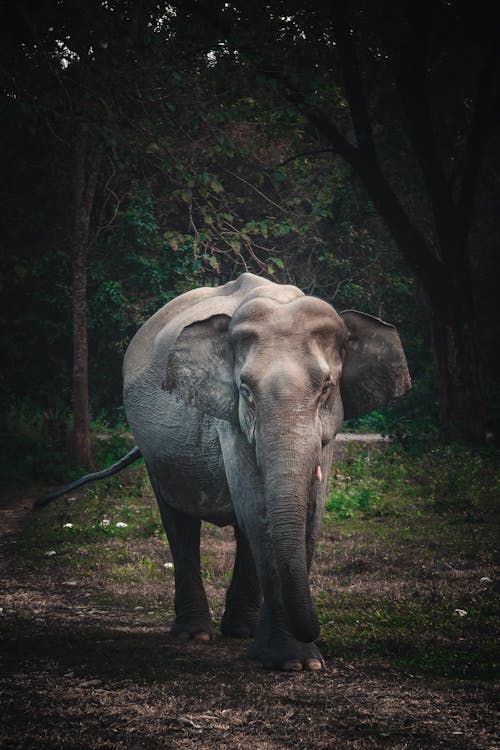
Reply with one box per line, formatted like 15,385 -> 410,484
1,467 -> 498,750
0,490 -> 33,535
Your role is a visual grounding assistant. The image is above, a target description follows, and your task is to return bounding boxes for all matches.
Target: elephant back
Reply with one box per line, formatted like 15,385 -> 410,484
123,273 -> 287,385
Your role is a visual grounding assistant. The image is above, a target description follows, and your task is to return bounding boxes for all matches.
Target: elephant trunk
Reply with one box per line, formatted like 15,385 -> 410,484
260,423 -> 322,643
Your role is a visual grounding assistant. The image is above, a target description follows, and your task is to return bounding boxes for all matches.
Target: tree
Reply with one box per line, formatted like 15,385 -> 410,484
3,0 -> 497,448
1,1 -> 197,461
184,0 -> 500,442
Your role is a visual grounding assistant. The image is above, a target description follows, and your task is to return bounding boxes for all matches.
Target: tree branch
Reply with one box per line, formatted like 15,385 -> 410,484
180,0 -> 442,292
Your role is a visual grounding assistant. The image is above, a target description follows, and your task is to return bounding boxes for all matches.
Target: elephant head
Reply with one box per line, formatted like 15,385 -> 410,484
164,285 -> 410,643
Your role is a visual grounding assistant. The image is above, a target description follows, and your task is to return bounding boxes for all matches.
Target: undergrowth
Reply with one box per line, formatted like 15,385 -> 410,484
326,441 -> 499,520
0,400 -> 134,484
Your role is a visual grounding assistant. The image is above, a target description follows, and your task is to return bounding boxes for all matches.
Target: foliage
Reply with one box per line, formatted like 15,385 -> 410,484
1,0 -> 499,441
0,401 -> 74,483
0,407 -> 135,485
326,441 -> 499,520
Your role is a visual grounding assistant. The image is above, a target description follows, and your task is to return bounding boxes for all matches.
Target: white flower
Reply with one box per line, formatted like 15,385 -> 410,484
63,523 -> 74,528
115,521 -> 128,528
45,550 -> 56,557
163,562 -> 174,569
454,608 -> 467,617
100,519 -> 110,527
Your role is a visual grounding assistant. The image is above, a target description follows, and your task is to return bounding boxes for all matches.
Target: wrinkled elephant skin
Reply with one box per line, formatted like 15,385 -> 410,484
123,273 -> 410,670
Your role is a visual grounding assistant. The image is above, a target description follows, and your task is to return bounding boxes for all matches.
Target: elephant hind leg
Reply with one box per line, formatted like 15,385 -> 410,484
221,526 -> 261,638
156,498 -> 214,640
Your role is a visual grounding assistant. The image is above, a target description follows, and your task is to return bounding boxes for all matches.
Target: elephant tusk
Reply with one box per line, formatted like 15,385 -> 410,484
316,464 -> 322,483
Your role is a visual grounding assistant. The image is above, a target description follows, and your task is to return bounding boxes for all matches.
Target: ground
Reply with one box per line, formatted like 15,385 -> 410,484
0,443 -> 499,750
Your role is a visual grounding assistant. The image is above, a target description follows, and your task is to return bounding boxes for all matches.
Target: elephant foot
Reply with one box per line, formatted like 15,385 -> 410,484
281,657 -> 323,672
174,630 -> 212,642
169,620 -> 214,642
248,637 -> 325,672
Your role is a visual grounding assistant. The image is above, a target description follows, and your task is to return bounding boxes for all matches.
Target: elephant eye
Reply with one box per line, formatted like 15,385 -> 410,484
240,383 -> 254,404
322,379 -> 333,394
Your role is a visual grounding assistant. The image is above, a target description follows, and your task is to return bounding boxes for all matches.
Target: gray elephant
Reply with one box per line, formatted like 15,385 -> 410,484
35,272 -> 410,670
122,272 -> 410,670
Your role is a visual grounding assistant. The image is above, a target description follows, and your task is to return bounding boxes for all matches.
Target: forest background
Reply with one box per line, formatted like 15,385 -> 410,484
1,0 -> 499,475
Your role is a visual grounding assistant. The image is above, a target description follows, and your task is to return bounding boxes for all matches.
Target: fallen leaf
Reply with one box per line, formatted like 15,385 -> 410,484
78,679 -> 102,688
173,717 -> 199,729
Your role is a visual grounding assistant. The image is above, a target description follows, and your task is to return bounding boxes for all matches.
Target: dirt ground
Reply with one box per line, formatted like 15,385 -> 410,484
0,486 -> 498,750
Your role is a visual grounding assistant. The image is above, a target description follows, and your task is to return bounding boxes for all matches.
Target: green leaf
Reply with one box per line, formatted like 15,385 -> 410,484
268,257 -> 285,269
207,255 -> 220,272
277,223 -> 291,235
210,178 -> 223,193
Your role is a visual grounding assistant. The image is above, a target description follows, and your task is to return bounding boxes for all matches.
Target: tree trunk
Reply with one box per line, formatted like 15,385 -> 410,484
71,216 -> 92,466
428,281 -> 485,444
69,126 -> 102,467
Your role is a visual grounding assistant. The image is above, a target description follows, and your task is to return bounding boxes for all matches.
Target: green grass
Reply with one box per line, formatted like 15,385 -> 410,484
10,431 -> 500,682
318,593 -> 499,679
17,465 -> 164,573
321,443 -> 500,679
326,442 -> 499,519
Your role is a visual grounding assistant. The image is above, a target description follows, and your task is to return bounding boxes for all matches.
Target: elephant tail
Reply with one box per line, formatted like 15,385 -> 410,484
33,446 -> 142,510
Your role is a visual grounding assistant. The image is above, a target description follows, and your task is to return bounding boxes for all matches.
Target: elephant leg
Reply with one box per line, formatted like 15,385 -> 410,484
158,502 -> 213,641
221,525 -> 261,638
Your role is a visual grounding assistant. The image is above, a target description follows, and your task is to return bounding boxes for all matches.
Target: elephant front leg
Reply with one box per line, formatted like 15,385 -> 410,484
158,503 -> 214,641
221,525 -> 261,638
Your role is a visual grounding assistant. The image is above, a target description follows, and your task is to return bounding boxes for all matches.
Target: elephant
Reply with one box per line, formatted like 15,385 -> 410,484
35,272 -> 410,671
122,272 -> 410,670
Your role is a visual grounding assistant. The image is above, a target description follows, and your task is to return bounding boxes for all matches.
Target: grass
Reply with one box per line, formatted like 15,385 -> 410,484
8,432 -> 500,682
320,442 -> 500,679
317,591 -> 499,679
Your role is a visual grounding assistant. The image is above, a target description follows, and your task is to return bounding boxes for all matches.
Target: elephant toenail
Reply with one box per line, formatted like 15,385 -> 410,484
306,659 -> 323,671
194,631 -> 211,642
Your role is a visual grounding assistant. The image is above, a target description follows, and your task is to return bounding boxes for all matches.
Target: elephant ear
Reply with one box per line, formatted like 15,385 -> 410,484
162,314 -> 238,423
340,311 -> 411,420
